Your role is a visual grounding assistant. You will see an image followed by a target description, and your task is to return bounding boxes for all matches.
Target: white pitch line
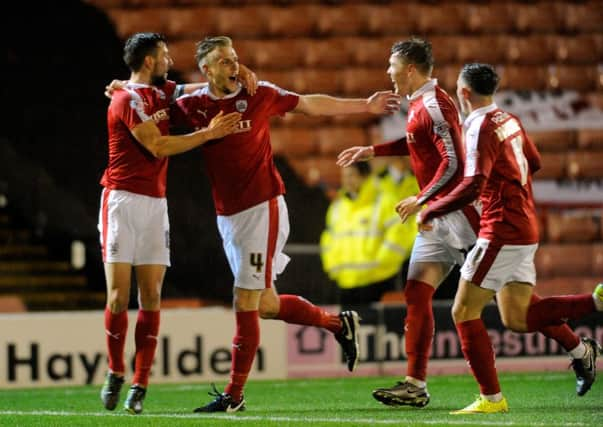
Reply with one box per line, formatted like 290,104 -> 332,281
0,410 -> 592,427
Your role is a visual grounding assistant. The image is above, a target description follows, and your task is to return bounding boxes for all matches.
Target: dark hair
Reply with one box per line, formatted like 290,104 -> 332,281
460,63 -> 500,96
391,37 -> 434,75
195,36 -> 233,68
123,32 -> 166,72
352,161 -> 371,177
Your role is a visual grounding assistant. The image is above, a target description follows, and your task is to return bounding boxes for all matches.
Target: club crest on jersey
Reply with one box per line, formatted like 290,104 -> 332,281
235,99 -> 248,112
407,132 -> 416,143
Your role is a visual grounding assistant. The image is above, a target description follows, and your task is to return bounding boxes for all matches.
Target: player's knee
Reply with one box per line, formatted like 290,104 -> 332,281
501,315 -> 528,332
258,301 -> 279,319
451,301 -> 476,323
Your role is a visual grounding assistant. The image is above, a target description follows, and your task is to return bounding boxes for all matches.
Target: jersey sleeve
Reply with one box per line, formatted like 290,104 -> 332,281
171,94 -> 203,130
261,81 -> 300,116
522,131 -> 542,174
465,121 -> 498,179
111,90 -> 148,130
373,137 -> 410,156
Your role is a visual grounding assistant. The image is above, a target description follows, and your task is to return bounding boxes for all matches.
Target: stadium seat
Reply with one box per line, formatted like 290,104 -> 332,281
535,276 -> 599,298
465,3 -> 516,34
165,7 -> 220,39
553,35 -> 603,64
498,65 -> 548,91
529,130 -> 576,152
591,243 -> 603,276
345,36 -> 399,67
303,38 -> 352,68
433,63 -> 464,95
341,68 -> 392,97
169,39 -> 199,73
256,70 -> 296,91
546,210 -> 600,243
291,69 -> 343,95
272,114 -> 332,128
429,35 -> 463,65
316,126 -> 368,156
215,6 -> 271,38
513,2 -> 564,34
270,127 -> 318,158
364,4 -> 417,36
536,152 -> 567,179
106,8 -> 169,39
289,156 -> 341,189
456,35 -> 508,65
548,65 -> 599,92
567,151 -> 603,179
236,39 -> 304,70
265,5 -> 319,37
563,0 -> 603,33
535,243 -> 594,278
577,129 -> 603,150
315,4 -> 371,37
505,36 -> 555,65
415,3 -> 466,35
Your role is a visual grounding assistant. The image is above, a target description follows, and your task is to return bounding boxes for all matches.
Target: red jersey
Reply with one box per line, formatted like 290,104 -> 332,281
172,82 -> 299,215
374,79 -> 465,206
101,80 -> 181,198
464,103 -> 540,244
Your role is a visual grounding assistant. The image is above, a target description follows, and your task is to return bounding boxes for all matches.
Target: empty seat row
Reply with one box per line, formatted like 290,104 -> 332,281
534,242 -> 603,278
538,151 -> 603,180
542,210 -> 603,243
104,1 -> 603,40
530,129 -> 603,152
271,126 -> 370,158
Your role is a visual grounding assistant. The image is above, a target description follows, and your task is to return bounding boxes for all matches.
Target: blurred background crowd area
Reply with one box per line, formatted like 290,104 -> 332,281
0,0 -> 602,312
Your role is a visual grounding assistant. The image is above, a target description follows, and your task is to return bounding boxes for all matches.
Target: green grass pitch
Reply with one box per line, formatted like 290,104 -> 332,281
0,372 -> 601,426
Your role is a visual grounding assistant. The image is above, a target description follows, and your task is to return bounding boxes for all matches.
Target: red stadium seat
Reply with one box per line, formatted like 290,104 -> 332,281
429,35 -> 463,65
303,38 -> 352,68
553,35 -> 603,64
215,6 -> 271,38
548,65 -> 599,92
291,69 -> 343,95
567,151 -> 603,179
256,70 -> 296,92
505,36 -> 555,65
341,68 -> 392,97
272,114 -> 331,128
345,36 -> 399,67
563,0 -> 603,33
593,243 -> 603,276
289,156 -> 341,189
433,63 -> 464,95
270,127 -> 318,158
535,243 -> 594,278
364,4 -> 417,36
513,2 -> 564,34
498,65 -> 548,91
106,8 -> 169,39
577,129 -> 603,150
316,127 -> 368,156
535,276 -> 599,297
265,5 -> 319,38
236,39 -> 304,70
415,3 -> 466,35
456,36 -> 508,65
546,210 -> 600,243
529,130 -> 576,153
315,4 -> 371,37
165,7 -> 220,39
536,152 -> 567,180
169,39 -> 199,74
465,3 -> 516,34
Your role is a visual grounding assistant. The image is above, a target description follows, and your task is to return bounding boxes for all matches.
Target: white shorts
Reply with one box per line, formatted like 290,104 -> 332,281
217,195 -> 290,290
409,209 -> 478,266
98,189 -> 170,266
460,238 -> 537,292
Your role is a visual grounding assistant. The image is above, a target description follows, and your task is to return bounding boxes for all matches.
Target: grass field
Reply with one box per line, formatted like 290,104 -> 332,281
0,372 -> 601,426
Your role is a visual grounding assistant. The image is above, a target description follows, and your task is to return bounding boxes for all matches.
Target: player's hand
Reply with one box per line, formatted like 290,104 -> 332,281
207,110 -> 242,139
104,79 -> 127,99
238,64 -> 258,96
366,90 -> 401,115
336,146 -> 375,167
417,212 -> 434,231
395,195 -> 421,223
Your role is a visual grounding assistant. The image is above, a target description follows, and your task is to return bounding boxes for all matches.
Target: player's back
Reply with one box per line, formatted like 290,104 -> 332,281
405,80 -> 465,204
477,107 -> 539,244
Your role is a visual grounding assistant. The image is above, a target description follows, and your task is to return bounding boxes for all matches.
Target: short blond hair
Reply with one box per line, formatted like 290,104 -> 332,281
195,36 -> 233,68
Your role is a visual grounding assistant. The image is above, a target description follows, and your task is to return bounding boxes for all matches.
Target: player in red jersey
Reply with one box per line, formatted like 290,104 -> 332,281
170,36 -> 401,413
99,32 -> 244,415
338,37 -> 478,408
419,63 -> 602,413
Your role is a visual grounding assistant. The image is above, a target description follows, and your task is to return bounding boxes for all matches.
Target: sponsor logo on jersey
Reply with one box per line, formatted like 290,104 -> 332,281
234,120 -> 252,133
151,108 -> 169,124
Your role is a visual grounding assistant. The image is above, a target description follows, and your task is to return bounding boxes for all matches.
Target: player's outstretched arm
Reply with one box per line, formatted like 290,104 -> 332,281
336,146 -> 375,167
293,91 -> 401,116
131,110 -> 241,158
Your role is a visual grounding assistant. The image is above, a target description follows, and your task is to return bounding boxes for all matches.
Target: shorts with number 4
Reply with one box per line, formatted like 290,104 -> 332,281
217,195 -> 290,290
460,238 -> 537,292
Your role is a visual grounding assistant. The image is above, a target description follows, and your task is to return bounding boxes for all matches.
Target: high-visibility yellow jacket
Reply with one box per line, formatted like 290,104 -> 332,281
320,175 -> 417,289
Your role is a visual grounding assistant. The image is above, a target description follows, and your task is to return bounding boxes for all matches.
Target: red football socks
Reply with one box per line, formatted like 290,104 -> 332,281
457,319 -> 501,395
132,309 -> 160,387
404,280 -> 435,381
225,310 -> 260,402
104,306 -> 128,374
276,294 -> 341,334
530,294 -> 580,351
526,294 -> 595,332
